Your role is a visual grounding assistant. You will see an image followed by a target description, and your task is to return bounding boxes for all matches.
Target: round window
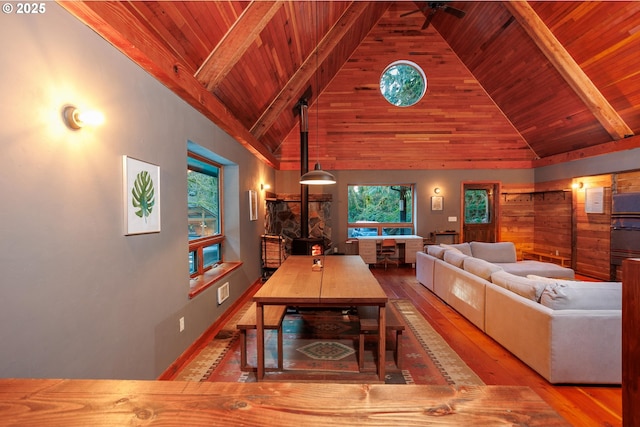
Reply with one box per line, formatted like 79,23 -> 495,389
379,60 -> 427,107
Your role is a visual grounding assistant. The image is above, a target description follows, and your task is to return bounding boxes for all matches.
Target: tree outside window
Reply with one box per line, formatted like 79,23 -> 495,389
347,185 -> 414,237
188,151 -> 223,276
464,189 -> 490,224
380,60 -> 427,107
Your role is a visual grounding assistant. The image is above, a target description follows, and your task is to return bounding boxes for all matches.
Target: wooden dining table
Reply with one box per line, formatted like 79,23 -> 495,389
253,255 -> 388,381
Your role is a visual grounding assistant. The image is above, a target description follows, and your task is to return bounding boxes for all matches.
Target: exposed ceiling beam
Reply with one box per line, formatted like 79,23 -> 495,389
505,1 -> 634,141
250,1 -> 390,140
195,1 -> 284,91
59,1 -> 279,168
533,134 -> 640,168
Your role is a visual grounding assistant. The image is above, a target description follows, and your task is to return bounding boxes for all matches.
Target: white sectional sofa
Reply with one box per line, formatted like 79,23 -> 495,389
416,241 -> 622,384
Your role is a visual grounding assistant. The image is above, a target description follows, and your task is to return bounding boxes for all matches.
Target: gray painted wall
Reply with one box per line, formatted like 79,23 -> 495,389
0,5 -> 273,379
276,169 -> 535,252
277,148 -> 640,254
535,148 -> 640,182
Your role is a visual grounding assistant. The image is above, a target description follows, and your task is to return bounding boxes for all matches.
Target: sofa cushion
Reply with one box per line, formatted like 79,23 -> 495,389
497,261 -> 575,279
443,249 -> 468,268
463,257 -> 503,281
528,276 -> 622,310
440,242 -> 472,256
469,241 -> 517,263
490,270 -> 546,302
426,245 -> 447,259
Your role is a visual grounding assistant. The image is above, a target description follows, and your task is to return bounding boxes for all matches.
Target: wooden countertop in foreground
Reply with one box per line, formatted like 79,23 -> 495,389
0,379 -> 570,426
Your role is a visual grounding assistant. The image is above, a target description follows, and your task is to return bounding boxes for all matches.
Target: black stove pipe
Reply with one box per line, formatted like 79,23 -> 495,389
299,100 -> 309,239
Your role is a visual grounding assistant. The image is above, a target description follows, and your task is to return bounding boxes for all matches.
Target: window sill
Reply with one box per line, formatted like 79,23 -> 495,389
188,261 -> 243,299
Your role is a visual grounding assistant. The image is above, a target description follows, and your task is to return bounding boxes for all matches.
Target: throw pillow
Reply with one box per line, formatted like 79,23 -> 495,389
443,249 -> 468,268
426,245 -> 447,259
526,275 -> 561,282
440,242 -> 472,256
539,280 -> 622,310
490,270 -> 546,302
463,257 -> 503,281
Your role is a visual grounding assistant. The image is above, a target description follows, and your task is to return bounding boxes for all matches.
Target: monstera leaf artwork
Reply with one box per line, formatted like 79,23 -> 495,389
123,156 -> 161,234
132,171 -> 155,221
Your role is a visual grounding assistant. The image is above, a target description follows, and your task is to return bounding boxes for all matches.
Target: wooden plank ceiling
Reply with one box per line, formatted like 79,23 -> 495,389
60,1 -> 640,171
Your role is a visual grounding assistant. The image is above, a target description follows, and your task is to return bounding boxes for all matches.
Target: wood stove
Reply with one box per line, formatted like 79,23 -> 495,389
291,237 -> 325,256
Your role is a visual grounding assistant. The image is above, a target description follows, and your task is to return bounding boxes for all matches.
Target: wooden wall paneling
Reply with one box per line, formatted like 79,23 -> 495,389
500,183 -> 535,258
276,2 -> 537,171
616,170 -> 640,193
574,229 -> 611,279
494,173 -> 640,280
530,179 -> 572,260
572,174 -> 612,280
533,192 -> 572,259
534,178 -> 571,193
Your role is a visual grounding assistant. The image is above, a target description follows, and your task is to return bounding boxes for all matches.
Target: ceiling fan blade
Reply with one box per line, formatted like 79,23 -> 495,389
442,5 -> 466,19
421,10 -> 436,30
400,9 -> 423,18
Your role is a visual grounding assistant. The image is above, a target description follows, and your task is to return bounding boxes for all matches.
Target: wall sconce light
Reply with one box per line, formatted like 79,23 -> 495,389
261,183 -> 271,191
63,105 -> 104,130
434,187 -> 441,194
571,182 -> 584,190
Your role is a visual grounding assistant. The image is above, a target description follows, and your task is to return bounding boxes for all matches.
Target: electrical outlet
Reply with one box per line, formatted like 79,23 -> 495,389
448,216 -> 457,222
179,317 -> 185,332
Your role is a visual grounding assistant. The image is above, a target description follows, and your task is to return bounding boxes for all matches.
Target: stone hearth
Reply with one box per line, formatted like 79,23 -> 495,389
265,193 -> 332,256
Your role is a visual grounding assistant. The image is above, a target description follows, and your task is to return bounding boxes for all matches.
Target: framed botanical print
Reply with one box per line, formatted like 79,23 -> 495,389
123,156 -> 161,235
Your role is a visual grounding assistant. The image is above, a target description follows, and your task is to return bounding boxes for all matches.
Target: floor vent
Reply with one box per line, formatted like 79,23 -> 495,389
217,282 -> 230,305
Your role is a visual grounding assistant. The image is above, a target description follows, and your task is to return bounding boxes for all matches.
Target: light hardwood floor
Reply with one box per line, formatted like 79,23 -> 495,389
372,265 -> 622,427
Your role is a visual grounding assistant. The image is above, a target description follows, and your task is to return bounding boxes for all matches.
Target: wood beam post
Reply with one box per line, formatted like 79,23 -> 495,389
250,2 -> 390,139
60,1 -> 279,168
195,2 -> 284,91
505,1 -> 634,141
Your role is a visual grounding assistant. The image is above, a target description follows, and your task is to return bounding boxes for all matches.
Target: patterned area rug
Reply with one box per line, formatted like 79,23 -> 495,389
174,299 -> 484,385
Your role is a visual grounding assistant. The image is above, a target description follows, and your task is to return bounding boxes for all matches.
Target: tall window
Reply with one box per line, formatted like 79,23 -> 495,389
188,152 -> 223,277
347,185 -> 414,237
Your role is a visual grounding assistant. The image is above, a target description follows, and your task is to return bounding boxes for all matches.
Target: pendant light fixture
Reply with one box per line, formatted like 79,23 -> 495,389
300,162 -> 336,185
299,1 -> 336,186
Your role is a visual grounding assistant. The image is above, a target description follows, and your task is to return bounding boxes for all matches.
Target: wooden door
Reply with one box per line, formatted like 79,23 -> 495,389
462,183 -> 499,242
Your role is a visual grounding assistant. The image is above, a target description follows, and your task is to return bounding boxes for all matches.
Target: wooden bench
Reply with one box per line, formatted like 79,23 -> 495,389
357,304 -> 405,372
236,302 -> 287,372
521,250 -> 571,267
